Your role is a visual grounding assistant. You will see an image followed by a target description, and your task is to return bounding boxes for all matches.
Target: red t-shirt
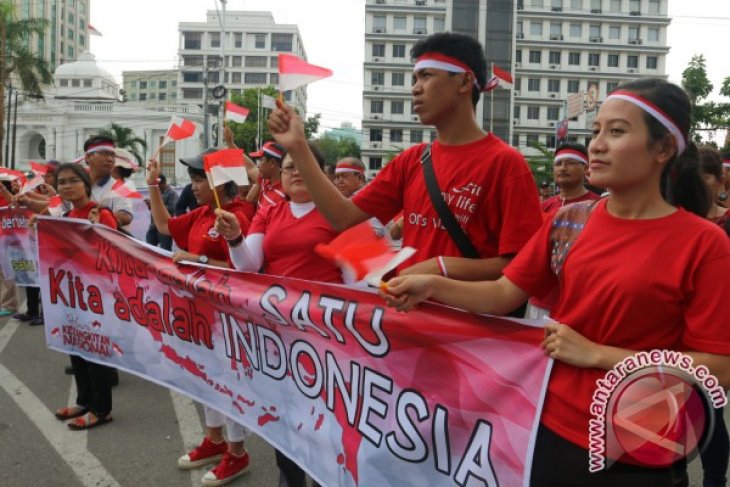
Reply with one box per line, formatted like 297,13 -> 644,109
66,201 -> 118,230
541,190 -> 600,213
234,196 -> 257,222
353,135 -> 542,268
258,178 -> 286,208
503,199 -> 730,449
250,202 -> 342,283
167,200 -> 251,263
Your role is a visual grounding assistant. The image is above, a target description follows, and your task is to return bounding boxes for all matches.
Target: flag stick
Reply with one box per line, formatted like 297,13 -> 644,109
206,173 -> 222,209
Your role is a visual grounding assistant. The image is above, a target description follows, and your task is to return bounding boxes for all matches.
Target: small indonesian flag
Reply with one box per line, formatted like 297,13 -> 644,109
111,179 -> 143,199
30,161 -> 48,175
278,54 -> 333,92
163,116 -> 197,145
315,222 -> 416,286
0,167 -> 26,185
204,148 -> 249,187
47,195 -> 63,209
88,24 -> 102,37
225,101 -> 250,123
21,175 -> 44,194
492,64 -> 513,89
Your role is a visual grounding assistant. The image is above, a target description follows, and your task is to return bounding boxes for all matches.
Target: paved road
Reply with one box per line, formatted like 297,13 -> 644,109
0,310 -> 724,486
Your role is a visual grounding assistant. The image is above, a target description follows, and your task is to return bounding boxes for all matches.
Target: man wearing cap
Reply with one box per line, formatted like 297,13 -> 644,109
83,136 -> 134,229
248,141 -> 287,209
541,143 -> 600,213
268,32 -> 542,284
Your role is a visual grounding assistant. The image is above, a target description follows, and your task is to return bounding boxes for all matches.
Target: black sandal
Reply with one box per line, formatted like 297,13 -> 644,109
54,406 -> 89,421
67,413 -> 113,431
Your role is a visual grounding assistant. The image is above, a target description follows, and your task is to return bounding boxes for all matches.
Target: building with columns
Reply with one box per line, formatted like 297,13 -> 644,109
12,52 -> 203,186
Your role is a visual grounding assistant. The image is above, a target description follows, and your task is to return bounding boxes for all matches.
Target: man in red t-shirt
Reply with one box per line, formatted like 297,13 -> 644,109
268,33 -> 542,281
541,143 -> 601,214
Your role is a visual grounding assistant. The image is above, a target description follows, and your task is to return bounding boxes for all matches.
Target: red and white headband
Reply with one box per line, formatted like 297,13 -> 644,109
605,90 -> 687,154
335,162 -> 365,174
262,143 -> 284,160
414,52 -> 480,89
723,158 -> 730,169
554,149 -> 588,165
86,142 -> 115,154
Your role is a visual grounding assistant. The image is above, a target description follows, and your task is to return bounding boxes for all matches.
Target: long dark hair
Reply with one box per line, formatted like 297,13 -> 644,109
55,163 -> 92,198
617,78 -> 710,217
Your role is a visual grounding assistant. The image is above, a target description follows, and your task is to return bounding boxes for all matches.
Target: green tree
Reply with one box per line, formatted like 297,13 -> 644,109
681,54 -> 730,143
227,87 -> 321,151
525,142 -> 554,187
0,1 -> 53,165
97,123 -> 147,164
313,134 -> 361,165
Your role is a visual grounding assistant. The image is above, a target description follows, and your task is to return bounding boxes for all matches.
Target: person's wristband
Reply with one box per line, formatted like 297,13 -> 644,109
148,183 -> 159,189
226,233 -> 243,247
437,256 -> 448,277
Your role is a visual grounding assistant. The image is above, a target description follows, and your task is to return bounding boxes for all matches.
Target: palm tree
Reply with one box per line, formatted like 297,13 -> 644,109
97,123 -> 147,164
0,2 -> 53,166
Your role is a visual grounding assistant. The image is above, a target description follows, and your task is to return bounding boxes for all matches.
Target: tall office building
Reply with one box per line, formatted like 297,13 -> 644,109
178,11 -> 307,122
362,0 -> 670,174
10,0 -> 92,71
122,70 -> 180,106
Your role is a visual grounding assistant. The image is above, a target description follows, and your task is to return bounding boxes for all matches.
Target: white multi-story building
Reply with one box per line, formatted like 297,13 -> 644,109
122,70 -> 180,106
363,0 -> 670,173
514,0 -> 670,153
178,11 -> 307,124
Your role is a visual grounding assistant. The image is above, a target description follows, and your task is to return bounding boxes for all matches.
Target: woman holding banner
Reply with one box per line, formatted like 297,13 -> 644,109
51,163 -> 117,430
381,79 -> 730,485
214,141 -> 338,487
147,150 -> 253,486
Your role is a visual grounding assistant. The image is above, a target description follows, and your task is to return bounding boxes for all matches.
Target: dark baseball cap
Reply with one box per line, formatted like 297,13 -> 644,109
179,148 -> 218,170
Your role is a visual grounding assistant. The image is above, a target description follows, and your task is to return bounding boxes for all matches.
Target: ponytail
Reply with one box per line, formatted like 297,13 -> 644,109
660,142 -> 711,217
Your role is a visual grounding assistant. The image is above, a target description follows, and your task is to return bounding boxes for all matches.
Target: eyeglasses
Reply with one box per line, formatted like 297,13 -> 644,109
56,177 -> 85,186
281,165 -> 299,175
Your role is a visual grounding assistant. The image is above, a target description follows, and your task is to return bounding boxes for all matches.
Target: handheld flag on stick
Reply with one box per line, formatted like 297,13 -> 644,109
30,162 -> 48,175
224,101 -> 250,124
204,148 -> 249,187
153,116 -> 198,160
47,195 -> 63,209
278,54 -> 333,93
111,180 -> 143,199
483,64 -> 514,92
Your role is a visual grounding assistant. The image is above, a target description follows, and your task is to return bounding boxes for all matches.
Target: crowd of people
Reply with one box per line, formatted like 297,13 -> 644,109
0,30 -> 728,487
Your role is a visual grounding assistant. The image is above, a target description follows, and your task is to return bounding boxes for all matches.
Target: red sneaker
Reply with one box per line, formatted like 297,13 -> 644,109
201,451 -> 250,486
177,437 -> 227,469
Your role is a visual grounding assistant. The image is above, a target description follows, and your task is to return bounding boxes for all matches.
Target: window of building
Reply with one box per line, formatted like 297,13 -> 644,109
410,130 -> 423,143
182,88 -> 202,99
646,56 -> 658,69
230,56 -> 242,68
610,0 -> 621,11
79,34 -> 85,46
159,93 -> 167,101
139,93 -> 146,101
527,106 -> 540,119
234,33 -> 242,48
549,51 -> 561,64
392,72 -> 405,86
567,79 -> 580,92
150,81 -> 156,88
392,44 -> 406,58
589,24 -> 600,38
183,55 -> 203,67
547,106 -> 560,120
270,56 -> 278,68
529,50 -> 542,63
414,17 -> 427,33
648,0 -> 660,14
372,44 -> 385,57
244,73 -> 267,84
648,27 -> 659,42
514,77 -> 522,91
590,0 -> 601,10
548,79 -> 560,92
391,100 -> 404,114
514,105 -> 521,119
550,23 -> 562,36
528,78 -> 541,91
270,73 -> 279,85
369,158 -> 382,170
568,52 -> 580,65
271,33 -> 293,51
526,134 -> 539,146
245,56 -> 268,68
68,28 -> 74,40
517,21 -> 523,35
370,129 -> 383,142
570,0 -> 582,9
629,0 -> 640,12
394,16 -> 406,31
607,81 -> 619,93
371,100 -> 384,113
371,71 -> 385,85
588,53 -> 600,66
210,32 -> 220,48
373,15 -> 386,32
255,33 -> 266,48
530,0 -> 543,6
183,72 -> 202,82
608,54 -> 619,67
609,25 -> 620,39
130,80 -> 137,88
512,133 -> 520,147
83,79 -> 92,87
171,80 -> 177,87
391,129 -> 403,143
629,26 -> 640,40
60,79 -> 68,87
530,21 -> 543,36
430,130 -> 437,142
229,72 -> 240,83
516,50 -> 522,63
570,23 -> 581,37
433,18 -> 445,33
627,55 -> 638,68
552,0 -> 563,8
139,81 -> 147,89
159,80 -> 167,89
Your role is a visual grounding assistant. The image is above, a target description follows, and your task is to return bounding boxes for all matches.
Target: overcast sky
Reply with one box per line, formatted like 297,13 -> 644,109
90,0 -> 730,141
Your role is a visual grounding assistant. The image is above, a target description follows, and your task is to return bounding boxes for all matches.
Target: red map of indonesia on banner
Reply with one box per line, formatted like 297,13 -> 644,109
0,206 -> 40,287
37,217 -> 553,487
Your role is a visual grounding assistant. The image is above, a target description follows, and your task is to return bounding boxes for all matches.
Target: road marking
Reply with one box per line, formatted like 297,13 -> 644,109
171,390 -> 206,486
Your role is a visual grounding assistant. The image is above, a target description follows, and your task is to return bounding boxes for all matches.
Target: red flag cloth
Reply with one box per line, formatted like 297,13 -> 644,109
278,54 -> 333,92
315,222 -> 416,284
203,149 -> 249,186
225,101 -> 250,123
164,116 -> 197,142
492,65 -> 513,88
111,180 -> 143,199
0,168 -> 27,186
47,195 -> 63,209
30,162 -> 48,175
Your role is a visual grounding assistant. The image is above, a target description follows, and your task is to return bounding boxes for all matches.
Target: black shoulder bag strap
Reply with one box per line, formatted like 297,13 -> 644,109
420,144 -> 480,258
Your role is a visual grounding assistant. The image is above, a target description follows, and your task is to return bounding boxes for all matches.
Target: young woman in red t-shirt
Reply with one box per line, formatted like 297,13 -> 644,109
382,79 -> 730,485
51,163 -> 117,430
215,142 -> 338,487
147,152 -> 253,486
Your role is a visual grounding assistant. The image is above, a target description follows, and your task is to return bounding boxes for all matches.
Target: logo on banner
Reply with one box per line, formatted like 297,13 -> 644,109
588,350 -> 726,472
